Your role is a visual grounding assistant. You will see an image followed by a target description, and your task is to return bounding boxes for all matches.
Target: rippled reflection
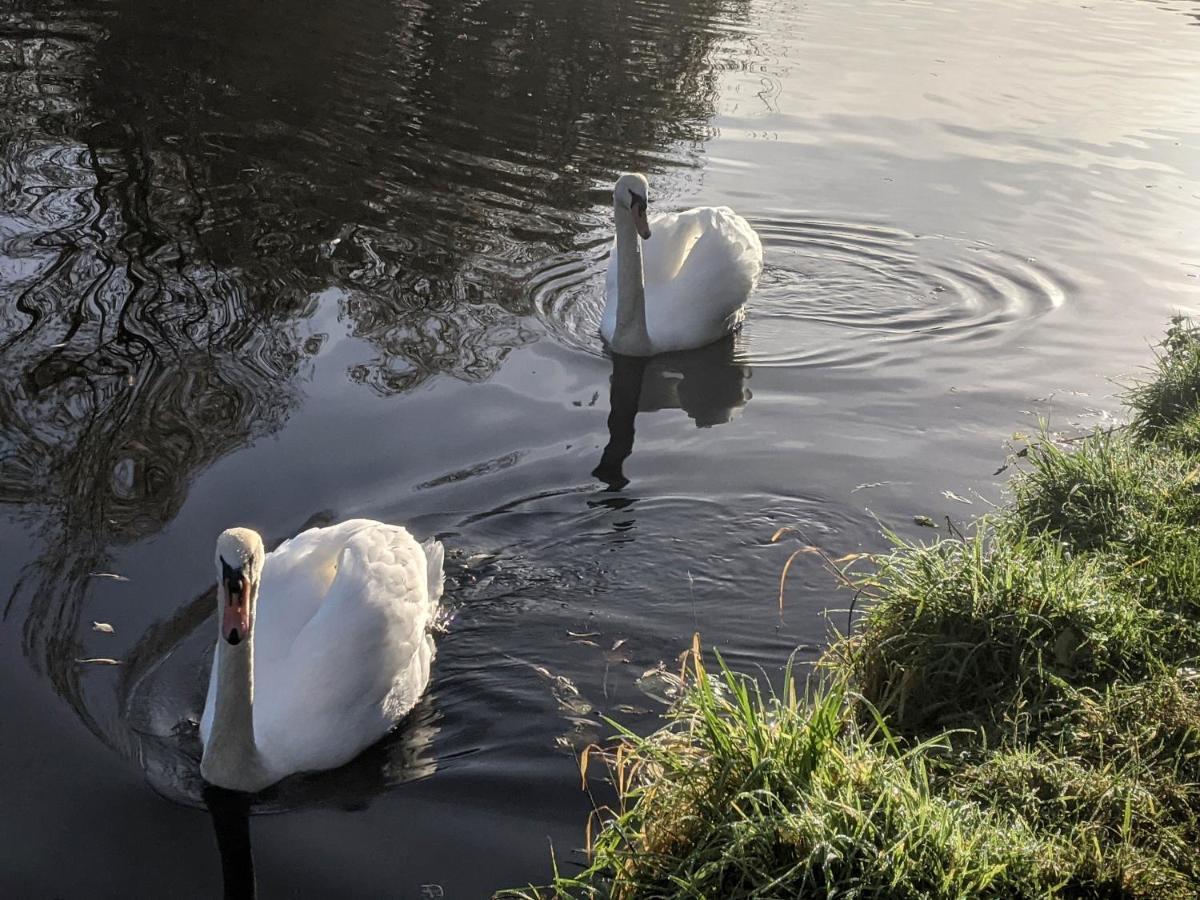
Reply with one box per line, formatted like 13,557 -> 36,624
0,0 -> 750,794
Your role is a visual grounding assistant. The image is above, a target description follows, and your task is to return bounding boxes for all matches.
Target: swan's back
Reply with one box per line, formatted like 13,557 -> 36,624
604,206 -> 763,353
203,520 -> 443,781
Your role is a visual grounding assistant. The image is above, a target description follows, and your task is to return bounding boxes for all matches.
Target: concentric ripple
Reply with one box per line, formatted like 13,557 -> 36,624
528,237 -> 614,357
529,216 -> 1070,368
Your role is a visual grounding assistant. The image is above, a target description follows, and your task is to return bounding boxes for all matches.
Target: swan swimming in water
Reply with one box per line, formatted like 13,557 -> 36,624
199,520 -> 444,793
601,172 -> 763,356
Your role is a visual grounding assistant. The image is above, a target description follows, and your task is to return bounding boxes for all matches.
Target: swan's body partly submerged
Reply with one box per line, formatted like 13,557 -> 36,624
199,520 -> 443,792
601,173 -> 763,356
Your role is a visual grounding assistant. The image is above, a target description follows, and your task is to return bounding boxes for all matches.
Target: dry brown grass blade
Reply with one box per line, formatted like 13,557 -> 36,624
580,744 -> 592,790
772,527 -> 878,613
776,547 -> 815,613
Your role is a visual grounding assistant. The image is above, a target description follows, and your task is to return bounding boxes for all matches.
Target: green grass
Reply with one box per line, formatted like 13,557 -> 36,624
509,650 -> 1077,899
1127,315 -> 1200,442
840,532 -> 1183,736
505,319 -> 1200,900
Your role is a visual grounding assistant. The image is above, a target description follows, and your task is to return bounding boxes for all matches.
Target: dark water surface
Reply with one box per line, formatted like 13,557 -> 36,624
3,0 -> 1200,894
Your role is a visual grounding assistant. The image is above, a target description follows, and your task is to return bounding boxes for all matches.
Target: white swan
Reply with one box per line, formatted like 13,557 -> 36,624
601,172 -> 763,356
199,520 -> 444,792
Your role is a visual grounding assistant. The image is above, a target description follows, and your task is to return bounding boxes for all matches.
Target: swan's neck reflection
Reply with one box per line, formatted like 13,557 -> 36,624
592,336 -> 752,490
592,354 -> 649,490
204,785 -> 257,900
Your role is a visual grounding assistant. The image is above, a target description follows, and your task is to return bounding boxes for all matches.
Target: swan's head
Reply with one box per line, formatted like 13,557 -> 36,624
214,527 -> 265,647
613,172 -> 651,240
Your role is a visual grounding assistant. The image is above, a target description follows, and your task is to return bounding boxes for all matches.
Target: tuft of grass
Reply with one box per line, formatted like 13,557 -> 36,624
1006,431 -> 1200,553
838,531 -> 1178,736
1005,432 -> 1200,622
1127,315 -> 1200,440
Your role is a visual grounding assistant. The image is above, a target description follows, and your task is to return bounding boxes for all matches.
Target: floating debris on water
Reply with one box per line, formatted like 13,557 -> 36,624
942,490 -> 973,504
851,481 -> 892,493
612,704 -> 651,715
913,515 -> 937,528
636,663 -> 686,705
75,657 -> 121,666
91,622 -> 115,634
88,573 -> 129,582
551,676 -> 593,716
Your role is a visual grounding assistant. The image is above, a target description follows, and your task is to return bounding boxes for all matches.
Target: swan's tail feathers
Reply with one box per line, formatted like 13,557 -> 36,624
422,538 -> 445,603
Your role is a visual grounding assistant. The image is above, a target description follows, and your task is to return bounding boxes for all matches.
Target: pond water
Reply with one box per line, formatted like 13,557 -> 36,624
2,0 -> 1199,894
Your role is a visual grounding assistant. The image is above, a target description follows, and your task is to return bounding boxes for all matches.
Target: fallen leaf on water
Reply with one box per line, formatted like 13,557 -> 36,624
91,622 -> 114,634
76,657 -> 121,666
913,515 -> 937,528
614,704 -> 650,715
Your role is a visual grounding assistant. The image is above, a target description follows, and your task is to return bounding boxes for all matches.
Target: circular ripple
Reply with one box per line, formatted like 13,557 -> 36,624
528,216 -> 1069,368
746,217 -> 1069,368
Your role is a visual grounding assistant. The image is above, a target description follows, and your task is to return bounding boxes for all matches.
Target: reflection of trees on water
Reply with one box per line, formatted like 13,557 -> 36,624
0,133 -> 313,727
0,0 -> 746,728
77,0 -> 744,393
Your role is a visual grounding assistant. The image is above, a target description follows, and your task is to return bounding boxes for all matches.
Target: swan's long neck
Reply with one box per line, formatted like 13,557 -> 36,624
612,205 -> 653,356
202,632 -> 269,792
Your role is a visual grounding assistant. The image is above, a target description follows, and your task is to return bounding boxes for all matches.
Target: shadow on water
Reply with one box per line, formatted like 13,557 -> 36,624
593,335 -> 751,490
0,0 -> 750,779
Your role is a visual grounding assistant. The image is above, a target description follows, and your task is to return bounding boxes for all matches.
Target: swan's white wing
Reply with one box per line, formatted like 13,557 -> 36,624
252,523 -> 442,778
645,208 -> 762,351
249,519 -> 383,672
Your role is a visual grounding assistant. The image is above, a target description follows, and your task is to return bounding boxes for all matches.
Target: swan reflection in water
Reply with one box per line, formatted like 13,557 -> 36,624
593,334 -> 751,490
204,785 -> 257,900
198,696 -> 439,898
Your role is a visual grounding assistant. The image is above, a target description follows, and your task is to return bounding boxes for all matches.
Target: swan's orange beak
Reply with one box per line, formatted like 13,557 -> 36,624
222,570 -> 251,645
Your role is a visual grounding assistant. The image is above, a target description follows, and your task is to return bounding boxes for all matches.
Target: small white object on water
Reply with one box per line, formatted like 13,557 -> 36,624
91,622 -> 115,634
88,572 -> 130,582
76,657 -> 122,666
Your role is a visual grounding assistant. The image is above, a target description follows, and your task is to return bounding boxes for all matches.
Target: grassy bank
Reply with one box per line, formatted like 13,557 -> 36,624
509,318 -> 1200,899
